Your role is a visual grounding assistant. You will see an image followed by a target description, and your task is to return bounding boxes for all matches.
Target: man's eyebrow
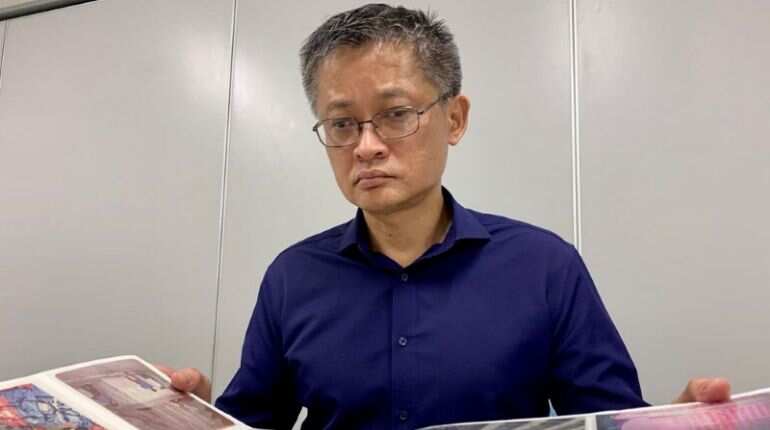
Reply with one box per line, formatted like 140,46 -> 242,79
378,88 -> 411,99
324,100 -> 353,114
323,89 -> 413,115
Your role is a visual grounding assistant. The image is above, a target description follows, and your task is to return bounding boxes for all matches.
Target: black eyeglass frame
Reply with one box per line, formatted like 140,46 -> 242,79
311,93 -> 451,148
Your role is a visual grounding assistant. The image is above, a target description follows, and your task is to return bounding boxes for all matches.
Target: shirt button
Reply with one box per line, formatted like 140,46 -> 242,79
399,410 -> 409,421
400,273 -> 409,282
398,336 -> 408,347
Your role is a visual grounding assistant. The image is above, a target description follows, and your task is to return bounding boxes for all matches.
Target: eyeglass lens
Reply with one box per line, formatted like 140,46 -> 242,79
319,107 -> 420,147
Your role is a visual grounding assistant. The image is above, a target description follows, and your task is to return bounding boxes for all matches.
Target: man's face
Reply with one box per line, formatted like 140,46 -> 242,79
314,42 -> 466,216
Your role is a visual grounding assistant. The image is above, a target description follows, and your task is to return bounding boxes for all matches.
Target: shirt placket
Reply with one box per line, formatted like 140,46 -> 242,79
391,267 -> 418,428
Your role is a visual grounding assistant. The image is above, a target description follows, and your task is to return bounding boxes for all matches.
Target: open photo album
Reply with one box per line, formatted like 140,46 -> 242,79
0,355 -> 251,430
3,354 -> 768,429
420,387 -> 770,429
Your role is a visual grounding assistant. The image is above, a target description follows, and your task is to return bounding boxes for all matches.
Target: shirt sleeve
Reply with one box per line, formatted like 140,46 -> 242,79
546,247 -> 650,414
215,265 -> 301,429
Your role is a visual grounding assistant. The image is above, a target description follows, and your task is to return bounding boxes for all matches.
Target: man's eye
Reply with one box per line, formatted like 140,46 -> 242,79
331,119 -> 355,129
383,108 -> 412,120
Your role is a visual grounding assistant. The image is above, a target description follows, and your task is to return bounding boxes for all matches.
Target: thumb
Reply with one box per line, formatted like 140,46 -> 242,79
675,378 -> 731,404
171,368 -> 199,391
170,368 -> 212,402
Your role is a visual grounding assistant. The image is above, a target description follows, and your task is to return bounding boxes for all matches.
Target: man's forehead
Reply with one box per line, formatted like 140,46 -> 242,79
314,42 -> 436,113
318,41 -> 417,76
321,87 -> 416,113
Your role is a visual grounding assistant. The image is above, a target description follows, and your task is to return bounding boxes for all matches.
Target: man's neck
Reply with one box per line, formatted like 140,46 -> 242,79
362,187 -> 452,268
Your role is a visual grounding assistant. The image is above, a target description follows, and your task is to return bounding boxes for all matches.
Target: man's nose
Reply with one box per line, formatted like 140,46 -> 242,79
354,122 -> 388,161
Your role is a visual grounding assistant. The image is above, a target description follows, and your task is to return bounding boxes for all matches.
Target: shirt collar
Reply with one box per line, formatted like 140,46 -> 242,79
337,187 -> 491,254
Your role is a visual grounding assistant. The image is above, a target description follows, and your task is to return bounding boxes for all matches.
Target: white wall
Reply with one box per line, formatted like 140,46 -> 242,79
0,0 -> 33,8
0,0 -> 234,378
577,0 -> 770,403
0,20 -> 5,76
0,0 -> 768,417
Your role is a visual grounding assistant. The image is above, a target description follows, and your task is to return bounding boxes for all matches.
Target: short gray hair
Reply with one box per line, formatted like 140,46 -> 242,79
300,3 -> 462,114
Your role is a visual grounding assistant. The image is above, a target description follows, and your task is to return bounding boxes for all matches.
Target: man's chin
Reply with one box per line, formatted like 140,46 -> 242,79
352,189 -> 404,215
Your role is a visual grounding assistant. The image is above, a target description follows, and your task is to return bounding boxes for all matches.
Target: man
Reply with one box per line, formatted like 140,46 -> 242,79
161,4 -> 730,429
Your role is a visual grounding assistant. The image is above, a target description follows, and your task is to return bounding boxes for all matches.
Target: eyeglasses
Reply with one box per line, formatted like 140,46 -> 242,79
312,94 -> 449,148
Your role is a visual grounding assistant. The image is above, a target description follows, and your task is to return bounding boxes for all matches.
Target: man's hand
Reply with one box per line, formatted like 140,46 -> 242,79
673,377 -> 731,404
154,364 -> 213,403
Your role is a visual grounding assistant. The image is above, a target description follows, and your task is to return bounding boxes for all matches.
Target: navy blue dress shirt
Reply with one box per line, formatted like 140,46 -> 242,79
216,189 -> 646,429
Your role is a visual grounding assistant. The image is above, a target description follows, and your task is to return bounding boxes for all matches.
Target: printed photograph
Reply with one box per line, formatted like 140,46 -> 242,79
0,383 -> 105,430
426,416 -> 586,430
596,390 -> 770,429
56,358 -> 232,430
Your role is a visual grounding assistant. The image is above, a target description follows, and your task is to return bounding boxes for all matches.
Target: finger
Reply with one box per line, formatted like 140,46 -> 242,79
171,368 -> 213,402
675,378 -> 731,404
170,368 -> 201,392
697,378 -> 731,403
191,374 -> 213,403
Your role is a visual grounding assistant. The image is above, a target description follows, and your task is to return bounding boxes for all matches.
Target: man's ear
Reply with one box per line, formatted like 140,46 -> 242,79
447,95 -> 470,146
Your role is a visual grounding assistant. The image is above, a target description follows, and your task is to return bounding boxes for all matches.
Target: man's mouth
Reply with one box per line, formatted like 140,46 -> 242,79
355,170 -> 392,189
